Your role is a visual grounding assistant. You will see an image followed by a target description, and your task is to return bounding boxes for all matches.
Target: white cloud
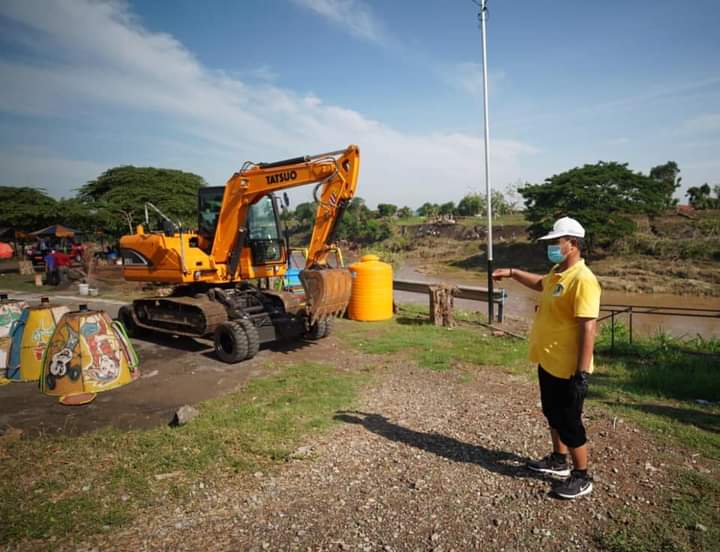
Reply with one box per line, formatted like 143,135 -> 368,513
291,0 -> 386,43
0,0 -> 537,207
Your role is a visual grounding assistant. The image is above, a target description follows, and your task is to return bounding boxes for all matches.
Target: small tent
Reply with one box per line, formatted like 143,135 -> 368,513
31,225 -> 78,238
7,300 -> 70,382
40,307 -> 139,405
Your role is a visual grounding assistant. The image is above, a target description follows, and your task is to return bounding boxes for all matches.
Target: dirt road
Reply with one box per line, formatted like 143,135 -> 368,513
0,292 -> 314,435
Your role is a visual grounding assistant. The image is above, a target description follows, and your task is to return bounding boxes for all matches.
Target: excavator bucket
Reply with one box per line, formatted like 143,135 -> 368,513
300,268 -> 353,325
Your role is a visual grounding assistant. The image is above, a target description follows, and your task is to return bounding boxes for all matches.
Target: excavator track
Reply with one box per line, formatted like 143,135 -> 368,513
130,297 -> 228,337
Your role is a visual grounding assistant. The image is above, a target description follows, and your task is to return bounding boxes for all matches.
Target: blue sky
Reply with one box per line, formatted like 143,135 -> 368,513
0,0 -> 718,208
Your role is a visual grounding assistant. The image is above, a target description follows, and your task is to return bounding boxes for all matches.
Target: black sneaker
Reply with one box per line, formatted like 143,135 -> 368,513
555,470 -> 593,499
527,454 -> 571,477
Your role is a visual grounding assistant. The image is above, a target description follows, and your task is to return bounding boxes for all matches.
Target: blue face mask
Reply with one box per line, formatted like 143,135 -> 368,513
547,244 -> 566,264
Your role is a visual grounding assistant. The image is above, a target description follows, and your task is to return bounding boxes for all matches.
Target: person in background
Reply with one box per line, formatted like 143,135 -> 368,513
54,250 -> 72,285
44,249 -> 58,286
492,216 -> 601,499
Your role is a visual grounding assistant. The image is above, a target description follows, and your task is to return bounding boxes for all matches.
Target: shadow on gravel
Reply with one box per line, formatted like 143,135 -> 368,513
335,411 -> 554,485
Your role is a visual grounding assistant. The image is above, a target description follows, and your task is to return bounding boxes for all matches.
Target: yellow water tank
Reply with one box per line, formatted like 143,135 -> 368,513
348,255 -> 393,321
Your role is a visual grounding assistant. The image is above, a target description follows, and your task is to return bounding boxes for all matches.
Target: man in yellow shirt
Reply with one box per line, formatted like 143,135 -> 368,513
493,216 -> 601,499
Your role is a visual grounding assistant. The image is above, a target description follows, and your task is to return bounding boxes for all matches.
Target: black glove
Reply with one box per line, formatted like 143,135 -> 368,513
571,371 -> 589,402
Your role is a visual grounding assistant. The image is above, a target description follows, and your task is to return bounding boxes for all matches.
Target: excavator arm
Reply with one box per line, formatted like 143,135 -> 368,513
211,145 -> 360,277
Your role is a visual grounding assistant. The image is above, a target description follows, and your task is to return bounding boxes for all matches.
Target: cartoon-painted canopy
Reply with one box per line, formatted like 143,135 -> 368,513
40,306 -> 139,405
7,299 -> 69,382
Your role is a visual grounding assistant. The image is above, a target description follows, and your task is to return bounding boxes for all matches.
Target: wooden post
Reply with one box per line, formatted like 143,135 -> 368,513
18,260 -> 34,276
429,284 -> 456,327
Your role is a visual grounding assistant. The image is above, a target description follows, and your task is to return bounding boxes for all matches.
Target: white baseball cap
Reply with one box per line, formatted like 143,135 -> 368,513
538,216 -> 585,240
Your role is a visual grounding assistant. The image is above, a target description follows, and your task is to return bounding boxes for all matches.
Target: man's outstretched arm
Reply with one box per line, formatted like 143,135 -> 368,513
492,268 -> 543,291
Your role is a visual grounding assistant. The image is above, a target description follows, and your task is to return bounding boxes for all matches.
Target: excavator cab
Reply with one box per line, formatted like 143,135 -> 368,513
199,189 -> 286,267
245,195 -> 285,265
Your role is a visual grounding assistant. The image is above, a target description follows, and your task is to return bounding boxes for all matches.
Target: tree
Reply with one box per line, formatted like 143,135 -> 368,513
649,161 -> 681,209
491,191 -> 512,217
334,200 -> 392,244
57,198 -> 102,234
78,166 -> 206,235
293,202 -> 316,225
417,202 -> 439,217
519,161 -> 664,253
348,197 -> 370,215
376,203 -> 398,218
456,194 -> 485,216
397,206 -> 414,219
0,187 -> 57,231
686,183 -> 720,210
438,201 -> 456,216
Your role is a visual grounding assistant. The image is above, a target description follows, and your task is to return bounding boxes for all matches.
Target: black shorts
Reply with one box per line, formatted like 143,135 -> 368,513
538,365 -> 586,448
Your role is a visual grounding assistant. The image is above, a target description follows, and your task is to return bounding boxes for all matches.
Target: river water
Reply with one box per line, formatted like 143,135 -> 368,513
392,263 -> 720,339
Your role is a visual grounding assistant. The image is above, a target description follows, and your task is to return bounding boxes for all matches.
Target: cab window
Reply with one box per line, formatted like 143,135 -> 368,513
247,195 -> 283,264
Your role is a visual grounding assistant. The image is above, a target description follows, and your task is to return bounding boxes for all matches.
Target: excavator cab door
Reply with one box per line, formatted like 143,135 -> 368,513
198,186 -> 225,252
246,194 -> 285,266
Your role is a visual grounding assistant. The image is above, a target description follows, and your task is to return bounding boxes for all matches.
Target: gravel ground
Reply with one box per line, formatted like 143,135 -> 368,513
44,358 -> 706,552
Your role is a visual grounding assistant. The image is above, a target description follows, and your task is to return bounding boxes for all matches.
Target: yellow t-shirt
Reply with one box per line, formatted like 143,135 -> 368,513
528,259 -> 601,379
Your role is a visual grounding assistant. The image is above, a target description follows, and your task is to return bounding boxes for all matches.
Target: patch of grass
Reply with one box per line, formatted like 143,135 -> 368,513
597,469 -> 720,552
395,213 -> 527,227
588,324 -> 720,550
339,305 -> 527,372
0,361 -> 365,545
0,272 -> 56,293
589,324 -> 720,460
594,329 -> 720,403
395,216 -> 425,226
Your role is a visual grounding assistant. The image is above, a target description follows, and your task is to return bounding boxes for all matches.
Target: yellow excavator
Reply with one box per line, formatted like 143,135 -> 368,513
118,145 -> 359,363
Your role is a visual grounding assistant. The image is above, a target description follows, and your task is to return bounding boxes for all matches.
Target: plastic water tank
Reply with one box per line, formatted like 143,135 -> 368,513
348,255 -> 393,321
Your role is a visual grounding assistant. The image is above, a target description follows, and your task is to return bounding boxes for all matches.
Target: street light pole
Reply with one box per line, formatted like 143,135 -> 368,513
478,0 -> 494,322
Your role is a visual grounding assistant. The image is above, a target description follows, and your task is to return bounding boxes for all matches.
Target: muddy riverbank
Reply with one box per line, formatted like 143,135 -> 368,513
393,261 -> 720,339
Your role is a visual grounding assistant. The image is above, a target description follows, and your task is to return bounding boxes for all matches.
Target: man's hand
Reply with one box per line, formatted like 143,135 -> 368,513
492,268 -> 512,281
571,371 -> 589,402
